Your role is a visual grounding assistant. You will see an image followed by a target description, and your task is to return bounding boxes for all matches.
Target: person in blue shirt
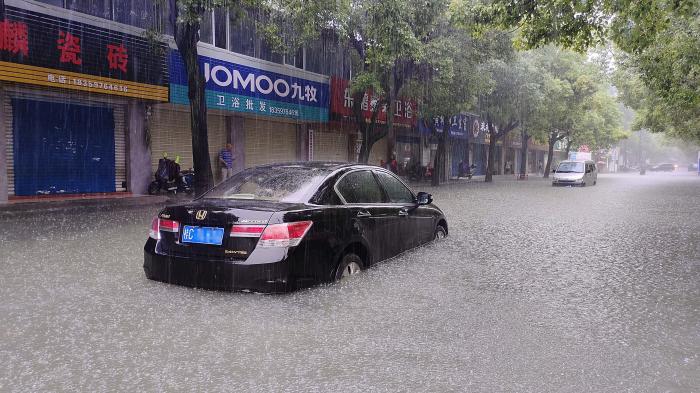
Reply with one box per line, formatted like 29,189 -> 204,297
218,143 -> 234,183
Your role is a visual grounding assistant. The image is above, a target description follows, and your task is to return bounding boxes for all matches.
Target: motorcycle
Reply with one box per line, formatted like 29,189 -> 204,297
148,157 -> 195,195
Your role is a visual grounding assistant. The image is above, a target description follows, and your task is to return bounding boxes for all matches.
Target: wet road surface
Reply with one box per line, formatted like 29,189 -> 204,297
1,173 -> 699,392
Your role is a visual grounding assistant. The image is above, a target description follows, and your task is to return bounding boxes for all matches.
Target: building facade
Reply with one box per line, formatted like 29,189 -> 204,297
0,0 -> 556,203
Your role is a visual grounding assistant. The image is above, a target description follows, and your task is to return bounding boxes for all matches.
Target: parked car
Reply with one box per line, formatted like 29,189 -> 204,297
688,162 -> 698,171
649,163 -> 677,172
551,160 -> 597,186
144,162 -> 448,293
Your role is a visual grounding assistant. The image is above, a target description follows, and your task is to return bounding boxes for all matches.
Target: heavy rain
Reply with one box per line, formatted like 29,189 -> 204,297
1,0 -> 700,391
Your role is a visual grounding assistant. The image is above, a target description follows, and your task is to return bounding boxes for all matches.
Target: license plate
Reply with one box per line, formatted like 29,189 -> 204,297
181,226 -> 224,245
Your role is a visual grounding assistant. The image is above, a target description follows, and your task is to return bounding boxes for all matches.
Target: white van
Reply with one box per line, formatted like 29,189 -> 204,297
552,160 -> 597,186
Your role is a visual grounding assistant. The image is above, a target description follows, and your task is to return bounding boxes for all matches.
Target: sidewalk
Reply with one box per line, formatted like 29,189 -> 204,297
0,193 -> 170,217
407,173 -> 549,187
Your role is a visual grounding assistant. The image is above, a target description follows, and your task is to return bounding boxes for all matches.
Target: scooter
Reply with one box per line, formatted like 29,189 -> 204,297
148,157 -> 195,195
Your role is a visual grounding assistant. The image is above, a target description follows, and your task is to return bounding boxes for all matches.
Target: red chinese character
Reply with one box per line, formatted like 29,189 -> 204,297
0,20 -> 29,56
57,30 -> 82,65
106,43 -> 128,72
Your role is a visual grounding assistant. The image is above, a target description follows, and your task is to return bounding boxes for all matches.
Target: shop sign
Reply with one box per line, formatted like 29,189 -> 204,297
510,135 -> 522,148
0,7 -> 169,101
170,51 -> 329,122
418,114 -> 472,139
329,77 -> 416,127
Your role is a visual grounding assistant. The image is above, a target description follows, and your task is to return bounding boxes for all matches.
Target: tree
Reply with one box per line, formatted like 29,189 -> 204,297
458,0 -> 700,143
167,0 -> 338,194
414,13 -> 485,186
341,0 -> 443,163
474,55 -> 529,182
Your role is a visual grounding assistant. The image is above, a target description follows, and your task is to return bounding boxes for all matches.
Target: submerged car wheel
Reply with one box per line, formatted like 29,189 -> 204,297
434,225 -> 447,240
335,253 -> 363,281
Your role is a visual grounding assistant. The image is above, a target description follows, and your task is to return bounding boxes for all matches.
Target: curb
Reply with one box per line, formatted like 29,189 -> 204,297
0,195 -> 170,217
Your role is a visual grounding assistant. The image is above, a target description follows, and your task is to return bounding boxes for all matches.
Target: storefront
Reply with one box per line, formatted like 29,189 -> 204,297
0,4 -> 168,199
157,46 -> 329,177
419,114 -> 476,178
328,77 -> 418,166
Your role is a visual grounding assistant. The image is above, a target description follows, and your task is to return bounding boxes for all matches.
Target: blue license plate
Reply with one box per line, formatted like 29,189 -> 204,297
181,226 -> 224,245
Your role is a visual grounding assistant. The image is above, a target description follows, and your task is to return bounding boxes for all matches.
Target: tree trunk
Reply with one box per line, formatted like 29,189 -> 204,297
544,136 -> 556,178
519,132 -> 530,178
485,121 -> 497,183
172,3 -> 214,196
353,91 -> 385,164
464,142 -> 471,170
357,138 -> 371,163
431,120 -> 448,187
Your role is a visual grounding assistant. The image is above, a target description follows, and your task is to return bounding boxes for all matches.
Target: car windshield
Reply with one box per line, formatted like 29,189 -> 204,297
202,165 -> 331,202
556,162 -> 585,173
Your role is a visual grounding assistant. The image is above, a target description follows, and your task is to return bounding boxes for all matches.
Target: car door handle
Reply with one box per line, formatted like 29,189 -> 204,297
398,209 -> 409,217
356,210 -> 372,218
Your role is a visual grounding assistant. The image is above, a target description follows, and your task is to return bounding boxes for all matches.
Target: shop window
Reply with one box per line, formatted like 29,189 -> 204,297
214,8 -> 227,49
286,47 -> 304,69
229,11 -> 255,57
258,37 -> 283,64
114,0 -> 164,30
199,10 -> 213,44
66,0 -> 112,20
305,31 -> 347,76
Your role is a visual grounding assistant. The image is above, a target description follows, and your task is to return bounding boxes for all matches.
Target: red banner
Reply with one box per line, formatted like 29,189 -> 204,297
330,77 -> 417,127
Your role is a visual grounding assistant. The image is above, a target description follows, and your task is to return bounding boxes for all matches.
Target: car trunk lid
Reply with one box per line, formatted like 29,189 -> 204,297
157,199 -> 296,260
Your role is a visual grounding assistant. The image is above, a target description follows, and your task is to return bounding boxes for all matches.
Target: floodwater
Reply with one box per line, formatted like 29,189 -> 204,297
1,173 -> 698,392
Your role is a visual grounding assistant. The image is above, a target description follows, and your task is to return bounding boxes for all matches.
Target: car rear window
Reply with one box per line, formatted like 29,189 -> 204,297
202,165 -> 331,202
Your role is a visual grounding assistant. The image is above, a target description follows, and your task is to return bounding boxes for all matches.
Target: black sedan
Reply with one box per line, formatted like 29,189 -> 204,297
144,162 -> 448,293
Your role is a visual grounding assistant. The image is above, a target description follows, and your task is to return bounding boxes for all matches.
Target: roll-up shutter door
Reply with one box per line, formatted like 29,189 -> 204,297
244,119 -> 297,167
4,93 -> 125,195
149,107 -> 227,173
4,95 -> 13,195
313,131 -> 348,162
113,105 -> 126,192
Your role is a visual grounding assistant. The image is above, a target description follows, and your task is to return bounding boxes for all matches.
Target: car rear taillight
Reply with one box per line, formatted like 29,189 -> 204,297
230,225 -> 266,237
258,221 -> 313,248
149,217 -> 180,240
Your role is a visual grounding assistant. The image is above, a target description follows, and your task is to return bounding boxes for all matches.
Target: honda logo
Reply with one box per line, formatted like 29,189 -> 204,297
195,210 -> 207,220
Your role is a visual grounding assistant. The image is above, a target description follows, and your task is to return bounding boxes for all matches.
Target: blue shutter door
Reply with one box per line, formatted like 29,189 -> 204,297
12,99 -> 115,196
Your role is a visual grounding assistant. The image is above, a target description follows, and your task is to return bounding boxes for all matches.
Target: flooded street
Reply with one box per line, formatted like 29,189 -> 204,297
1,173 -> 699,392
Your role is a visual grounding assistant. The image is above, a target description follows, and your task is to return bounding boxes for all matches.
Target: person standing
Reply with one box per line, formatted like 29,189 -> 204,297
218,143 -> 234,183
389,154 -> 399,174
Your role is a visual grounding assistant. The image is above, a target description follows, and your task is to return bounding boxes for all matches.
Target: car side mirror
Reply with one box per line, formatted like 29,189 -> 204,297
416,192 -> 432,205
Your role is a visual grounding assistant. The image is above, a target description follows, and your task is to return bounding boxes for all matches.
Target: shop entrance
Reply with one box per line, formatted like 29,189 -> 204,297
12,99 -> 115,196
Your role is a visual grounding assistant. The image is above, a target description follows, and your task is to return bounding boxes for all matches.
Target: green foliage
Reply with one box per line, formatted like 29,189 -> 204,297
523,46 -> 625,151
456,0 -> 700,143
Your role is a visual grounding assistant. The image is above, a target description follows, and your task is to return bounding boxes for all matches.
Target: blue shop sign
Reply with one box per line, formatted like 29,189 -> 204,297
418,114 -> 471,139
169,51 -> 329,122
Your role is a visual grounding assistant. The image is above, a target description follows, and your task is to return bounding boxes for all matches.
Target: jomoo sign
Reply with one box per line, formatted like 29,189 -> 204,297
0,6 -> 168,101
170,51 -> 329,122
330,77 -> 417,127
